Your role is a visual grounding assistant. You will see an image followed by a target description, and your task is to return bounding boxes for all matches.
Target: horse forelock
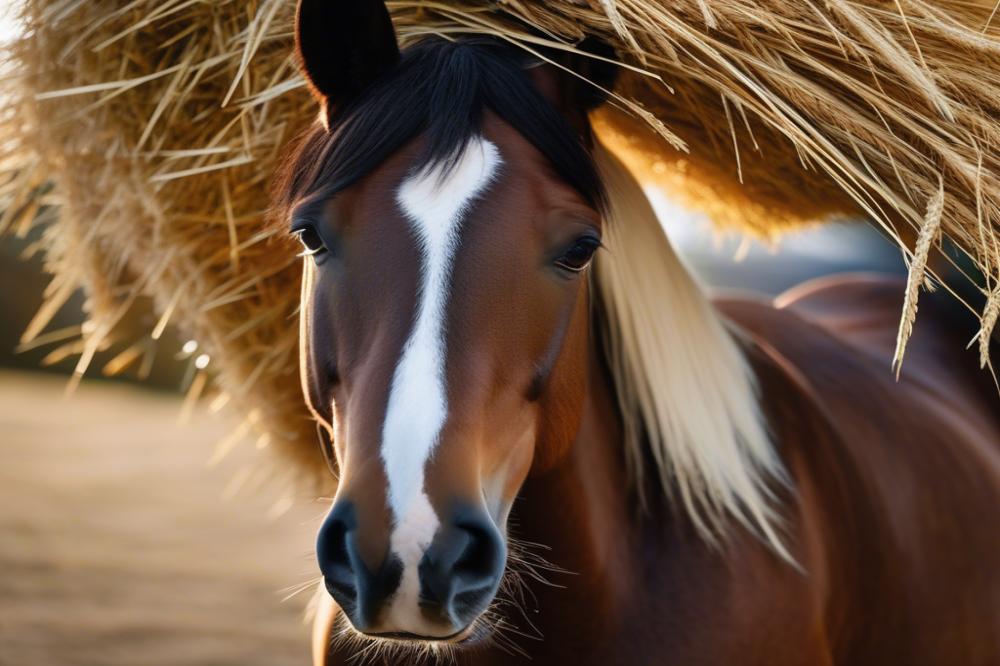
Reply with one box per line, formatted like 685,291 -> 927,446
273,37 -> 603,232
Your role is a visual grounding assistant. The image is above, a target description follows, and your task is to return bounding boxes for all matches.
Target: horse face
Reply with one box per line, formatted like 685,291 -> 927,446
298,116 -> 600,639
289,0 -> 614,643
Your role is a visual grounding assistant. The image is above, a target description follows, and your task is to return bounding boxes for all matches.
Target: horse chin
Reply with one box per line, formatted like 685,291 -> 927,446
364,621 -> 482,645
339,616 -> 492,656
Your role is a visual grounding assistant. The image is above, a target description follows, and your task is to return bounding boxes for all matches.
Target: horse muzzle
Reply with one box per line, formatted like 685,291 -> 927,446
317,500 -> 506,639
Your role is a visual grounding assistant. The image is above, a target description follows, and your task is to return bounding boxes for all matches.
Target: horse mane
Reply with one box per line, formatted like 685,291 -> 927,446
591,142 -> 790,559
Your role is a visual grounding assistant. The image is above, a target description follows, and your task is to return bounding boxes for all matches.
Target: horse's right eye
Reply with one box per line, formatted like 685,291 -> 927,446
554,236 -> 601,273
294,225 -> 326,257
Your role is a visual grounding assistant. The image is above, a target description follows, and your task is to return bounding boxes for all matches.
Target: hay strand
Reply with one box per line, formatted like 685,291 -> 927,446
982,286 -> 1000,369
893,177 -> 945,376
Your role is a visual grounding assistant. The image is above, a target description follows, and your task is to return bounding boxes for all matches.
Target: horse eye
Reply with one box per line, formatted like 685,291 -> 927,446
293,225 -> 326,257
554,236 -> 601,273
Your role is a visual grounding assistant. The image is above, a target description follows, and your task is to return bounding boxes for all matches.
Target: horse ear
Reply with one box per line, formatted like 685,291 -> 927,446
294,0 -> 400,121
565,37 -> 619,112
528,37 -> 619,136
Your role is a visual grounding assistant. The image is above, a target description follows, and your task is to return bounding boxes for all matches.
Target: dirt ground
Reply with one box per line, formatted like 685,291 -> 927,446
0,370 -> 324,665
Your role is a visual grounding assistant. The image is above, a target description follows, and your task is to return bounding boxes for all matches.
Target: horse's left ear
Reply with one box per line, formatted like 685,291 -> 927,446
295,0 -> 400,123
528,37 -> 619,135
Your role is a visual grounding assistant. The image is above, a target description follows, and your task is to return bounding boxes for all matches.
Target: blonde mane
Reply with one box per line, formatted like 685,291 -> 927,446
591,142 -> 789,559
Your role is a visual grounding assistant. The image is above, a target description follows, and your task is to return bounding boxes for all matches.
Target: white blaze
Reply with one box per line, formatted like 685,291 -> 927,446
381,137 -> 501,628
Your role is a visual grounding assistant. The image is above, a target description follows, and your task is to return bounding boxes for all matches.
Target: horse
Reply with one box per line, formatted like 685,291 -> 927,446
274,2 -> 1000,663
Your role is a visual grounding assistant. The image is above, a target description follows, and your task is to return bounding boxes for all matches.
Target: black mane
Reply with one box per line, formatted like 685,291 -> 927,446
274,37 -> 605,224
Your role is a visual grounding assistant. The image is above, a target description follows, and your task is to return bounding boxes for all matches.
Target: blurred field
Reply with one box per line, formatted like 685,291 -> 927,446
0,370 -> 321,665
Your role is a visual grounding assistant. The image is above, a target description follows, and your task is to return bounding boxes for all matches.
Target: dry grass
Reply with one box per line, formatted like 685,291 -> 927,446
0,0 -> 998,479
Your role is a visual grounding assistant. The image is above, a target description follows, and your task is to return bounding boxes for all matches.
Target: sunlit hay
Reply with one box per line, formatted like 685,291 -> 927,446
0,0 -> 998,493
893,175 -> 945,376
0,0 -> 323,490
389,0 -> 1000,369
980,286 -> 1000,369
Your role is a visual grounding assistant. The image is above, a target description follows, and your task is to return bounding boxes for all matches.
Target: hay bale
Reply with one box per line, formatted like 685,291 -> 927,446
0,0 -> 318,486
1,0 -> 998,478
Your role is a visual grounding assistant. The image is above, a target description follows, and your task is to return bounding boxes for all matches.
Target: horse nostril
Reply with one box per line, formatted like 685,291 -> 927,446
316,505 -> 357,606
453,521 -> 501,581
419,508 -> 505,625
316,501 -> 402,632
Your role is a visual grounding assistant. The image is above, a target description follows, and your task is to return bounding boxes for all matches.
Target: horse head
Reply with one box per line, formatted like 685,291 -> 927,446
280,0 -> 619,642
277,0 -> 780,648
